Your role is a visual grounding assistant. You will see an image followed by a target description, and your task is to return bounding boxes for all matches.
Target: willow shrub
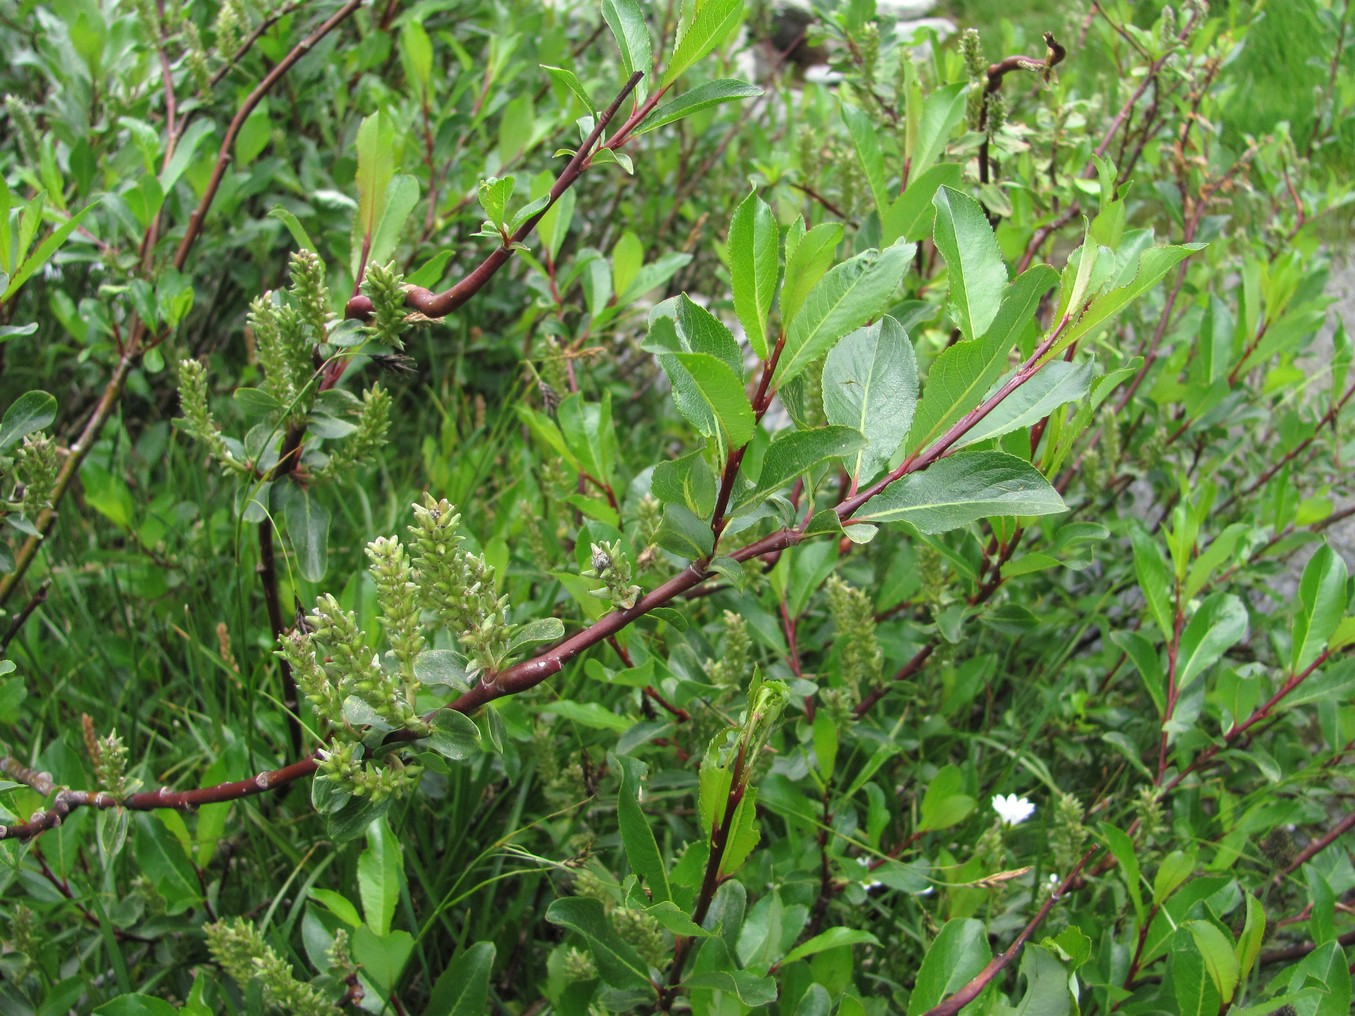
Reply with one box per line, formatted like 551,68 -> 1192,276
1,0 -> 1353,1013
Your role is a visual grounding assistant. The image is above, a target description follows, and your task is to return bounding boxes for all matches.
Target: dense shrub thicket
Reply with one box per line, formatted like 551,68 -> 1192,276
1,0 -> 1353,1013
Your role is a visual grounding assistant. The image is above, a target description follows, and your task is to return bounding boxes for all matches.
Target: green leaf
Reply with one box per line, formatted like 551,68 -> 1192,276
743,425 -> 866,507
954,359 -> 1095,449
268,206 -> 317,253
601,0 -> 652,100
369,173 -> 420,267
652,450 -> 716,518
916,764 -> 975,832
683,969 -> 778,1006
822,316 -> 918,482
614,754 -> 671,904
729,191 -> 779,360
134,815 -> 202,915
93,997 -> 179,1016
775,239 -> 914,388
855,451 -> 1065,533
0,390 -> 57,452
1171,936 -> 1220,1016
425,941 -> 496,1016
542,65 -> 595,111
907,918 -> 991,1015
932,186 -> 1008,342
353,926 -> 414,995
911,82 -> 966,179
906,265 -> 1057,453
1100,823 -> 1144,925
637,79 -> 762,136
781,221 -> 844,327
309,887 -> 362,927
544,700 -> 634,732
545,896 -> 652,990
1183,920 -> 1239,1002
2,197 -> 101,303
275,481 -> 330,582
1291,545 -> 1348,673
1131,528 -> 1175,644
882,162 -> 963,245
1176,593 -> 1248,693
1234,894 -> 1265,983
1005,944 -> 1076,1015
414,650 -> 469,688
841,103 -> 887,213
1050,243 -> 1204,358
660,351 -> 754,447
662,0 -> 744,87
508,617 -> 566,654
656,503 -> 714,560
782,927 -> 880,965
358,816 -> 404,936
425,710 -> 482,760
400,21 -> 433,95
352,110 -> 397,276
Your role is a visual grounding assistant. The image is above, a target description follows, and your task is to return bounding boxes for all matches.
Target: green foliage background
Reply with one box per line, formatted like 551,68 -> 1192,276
0,0 -> 1352,1013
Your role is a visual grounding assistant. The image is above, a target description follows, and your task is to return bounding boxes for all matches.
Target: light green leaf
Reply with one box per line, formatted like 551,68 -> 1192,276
357,817 -> 404,936
353,111 -> 396,275
542,65 -> 595,111
1183,920 -> 1240,1003
917,764 -> 974,832
601,0 -> 652,100
1049,243 -> 1204,358
911,82 -> 966,179
781,221 -> 844,327
822,316 -> 918,482
729,191 -> 779,360
637,79 -> 762,135
1291,545 -> 1348,673
933,186 -> 1008,342
783,927 -> 881,966
3,197 -> 101,303
652,450 -> 716,518
856,451 -> 1065,533
1131,528 -> 1175,644
775,240 -> 914,388
369,173 -> 420,267
841,102 -> 887,213
882,162 -> 963,245
662,0 -> 744,87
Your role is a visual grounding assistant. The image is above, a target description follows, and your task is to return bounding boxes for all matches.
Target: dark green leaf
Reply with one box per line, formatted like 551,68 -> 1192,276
907,918 -> 990,1015
856,451 -> 1065,533
275,481 -> 330,582
1291,545 -> 1347,673
602,0 -> 652,98
1176,593 -> 1247,693
425,941 -> 496,1016
822,316 -> 918,482
545,897 -> 652,990
0,390 -> 57,452
742,425 -> 866,507
358,816 -> 403,936
932,186 -> 1008,342
774,240 -> 914,389
953,359 -> 1094,449
614,754 -> 671,904
652,450 -> 716,518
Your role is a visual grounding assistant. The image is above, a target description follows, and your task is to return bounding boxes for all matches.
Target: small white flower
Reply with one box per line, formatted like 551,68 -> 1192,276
992,793 -> 1036,826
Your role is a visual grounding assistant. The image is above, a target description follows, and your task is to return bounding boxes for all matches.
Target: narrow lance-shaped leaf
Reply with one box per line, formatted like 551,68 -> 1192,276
636,79 -> 762,136
729,191 -> 779,360
662,0 -> 744,88
1176,593 -> 1248,693
352,111 -> 396,276
614,755 -> 672,904
774,239 -> 914,389
822,316 -> 918,482
933,186 -> 1008,341
854,451 -> 1066,533
601,0 -> 652,101
1290,545 -> 1348,673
